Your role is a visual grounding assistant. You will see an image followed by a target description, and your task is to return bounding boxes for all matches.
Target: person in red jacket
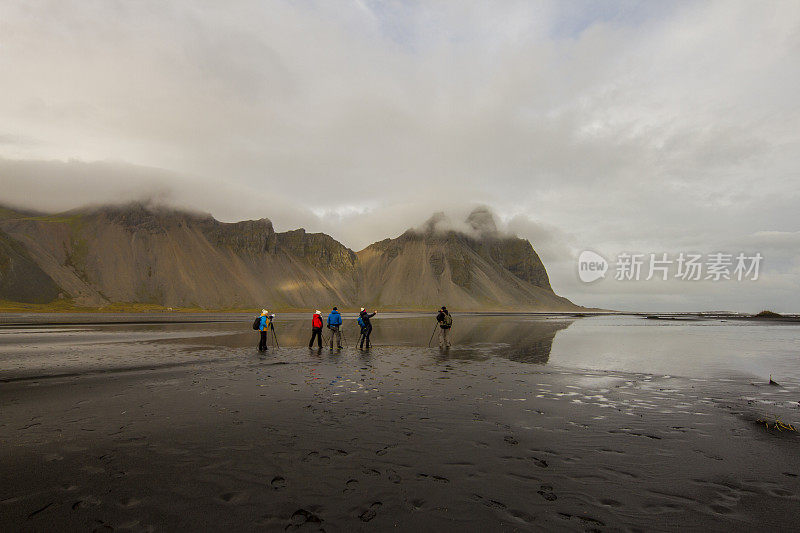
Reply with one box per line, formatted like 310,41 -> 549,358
309,310 -> 323,349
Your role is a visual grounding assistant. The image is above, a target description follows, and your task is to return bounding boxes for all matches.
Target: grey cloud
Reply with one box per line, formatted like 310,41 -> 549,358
1,1 -> 799,311
0,158 -> 319,233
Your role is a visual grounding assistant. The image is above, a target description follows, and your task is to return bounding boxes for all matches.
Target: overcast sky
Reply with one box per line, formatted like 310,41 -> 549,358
1,1 -> 799,312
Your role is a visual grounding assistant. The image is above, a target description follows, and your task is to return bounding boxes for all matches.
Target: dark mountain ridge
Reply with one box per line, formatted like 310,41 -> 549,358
357,209 -> 574,310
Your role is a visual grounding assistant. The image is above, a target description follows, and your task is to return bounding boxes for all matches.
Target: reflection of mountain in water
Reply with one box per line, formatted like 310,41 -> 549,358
441,317 -> 574,364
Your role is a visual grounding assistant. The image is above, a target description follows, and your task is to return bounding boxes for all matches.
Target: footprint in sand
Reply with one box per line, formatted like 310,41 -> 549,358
359,502 -> 382,522
302,451 -> 320,462
219,491 -> 248,504
386,469 -> 402,484
530,457 -> 548,468
485,499 -> 507,510
119,497 -> 141,508
559,512 -> 605,528
271,477 -> 286,490
417,473 -> 449,483
409,498 -> 425,511
471,494 -> 507,510
508,508 -> 536,524
709,503 -> 734,515
27,502 -> 54,519
288,509 -> 322,529
537,485 -> 557,501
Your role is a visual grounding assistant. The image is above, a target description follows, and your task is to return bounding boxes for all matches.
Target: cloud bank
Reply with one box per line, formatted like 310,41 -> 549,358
1,1 -> 798,312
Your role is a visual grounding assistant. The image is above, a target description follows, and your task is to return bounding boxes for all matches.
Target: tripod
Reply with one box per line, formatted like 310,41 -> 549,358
269,320 -> 279,348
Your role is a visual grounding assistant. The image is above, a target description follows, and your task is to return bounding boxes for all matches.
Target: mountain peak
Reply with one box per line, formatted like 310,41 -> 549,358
413,207 -> 500,240
465,206 -> 498,236
420,212 -> 448,234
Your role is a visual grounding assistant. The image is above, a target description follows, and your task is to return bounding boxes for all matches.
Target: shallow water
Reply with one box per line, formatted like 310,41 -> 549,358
1,313 -> 798,387
550,315 -> 800,385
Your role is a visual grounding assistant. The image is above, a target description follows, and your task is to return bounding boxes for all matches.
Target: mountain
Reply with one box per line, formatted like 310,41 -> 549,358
0,204 -> 357,308
357,208 -> 576,310
0,227 -> 62,304
0,203 -> 581,311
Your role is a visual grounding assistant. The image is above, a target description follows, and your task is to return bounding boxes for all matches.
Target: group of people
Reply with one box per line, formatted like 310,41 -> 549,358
309,307 -> 376,349
256,306 -> 453,351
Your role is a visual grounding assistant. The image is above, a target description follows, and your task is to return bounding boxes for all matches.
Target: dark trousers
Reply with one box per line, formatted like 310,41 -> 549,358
258,330 -> 267,351
309,327 -> 322,348
359,326 -> 372,349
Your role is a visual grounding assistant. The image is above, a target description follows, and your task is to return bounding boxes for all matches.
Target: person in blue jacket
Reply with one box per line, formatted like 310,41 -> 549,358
258,309 -> 275,351
327,306 -> 343,349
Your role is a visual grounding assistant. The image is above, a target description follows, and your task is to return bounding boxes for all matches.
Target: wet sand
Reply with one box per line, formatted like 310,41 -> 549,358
2,314 -> 799,531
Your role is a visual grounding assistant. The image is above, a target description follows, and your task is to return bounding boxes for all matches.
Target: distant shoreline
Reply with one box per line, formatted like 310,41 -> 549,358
0,309 -> 798,328
0,300 -> 604,315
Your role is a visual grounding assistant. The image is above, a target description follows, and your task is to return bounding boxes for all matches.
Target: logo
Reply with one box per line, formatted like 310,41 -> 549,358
578,250 -> 608,283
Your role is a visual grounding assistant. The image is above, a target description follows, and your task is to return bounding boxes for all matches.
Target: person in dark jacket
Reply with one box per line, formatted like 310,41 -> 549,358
327,306 -> 343,349
309,310 -> 323,349
258,309 -> 274,351
358,307 -> 377,349
436,306 -> 452,348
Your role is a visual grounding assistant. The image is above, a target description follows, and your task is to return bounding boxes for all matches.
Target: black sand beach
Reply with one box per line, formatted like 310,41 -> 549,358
2,314 -> 799,531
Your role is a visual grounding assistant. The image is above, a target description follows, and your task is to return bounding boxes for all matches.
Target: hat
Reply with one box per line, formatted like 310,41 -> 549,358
315,310 -> 321,314
441,306 -> 447,311
333,306 -> 338,310
262,309 -> 268,315
360,307 -> 365,312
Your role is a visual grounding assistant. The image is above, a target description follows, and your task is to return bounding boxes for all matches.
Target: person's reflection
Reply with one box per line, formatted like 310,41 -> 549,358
435,345 -> 451,362
328,345 -> 343,363
358,346 -> 372,366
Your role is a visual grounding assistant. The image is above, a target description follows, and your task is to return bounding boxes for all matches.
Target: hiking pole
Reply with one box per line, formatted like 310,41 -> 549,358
340,327 -> 348,348
427,324 -> 438,347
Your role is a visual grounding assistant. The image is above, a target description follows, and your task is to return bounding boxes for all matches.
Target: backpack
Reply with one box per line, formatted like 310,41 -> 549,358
357,316 -> 365,328
442,314 -> 453,328
252,316 -> 261,330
